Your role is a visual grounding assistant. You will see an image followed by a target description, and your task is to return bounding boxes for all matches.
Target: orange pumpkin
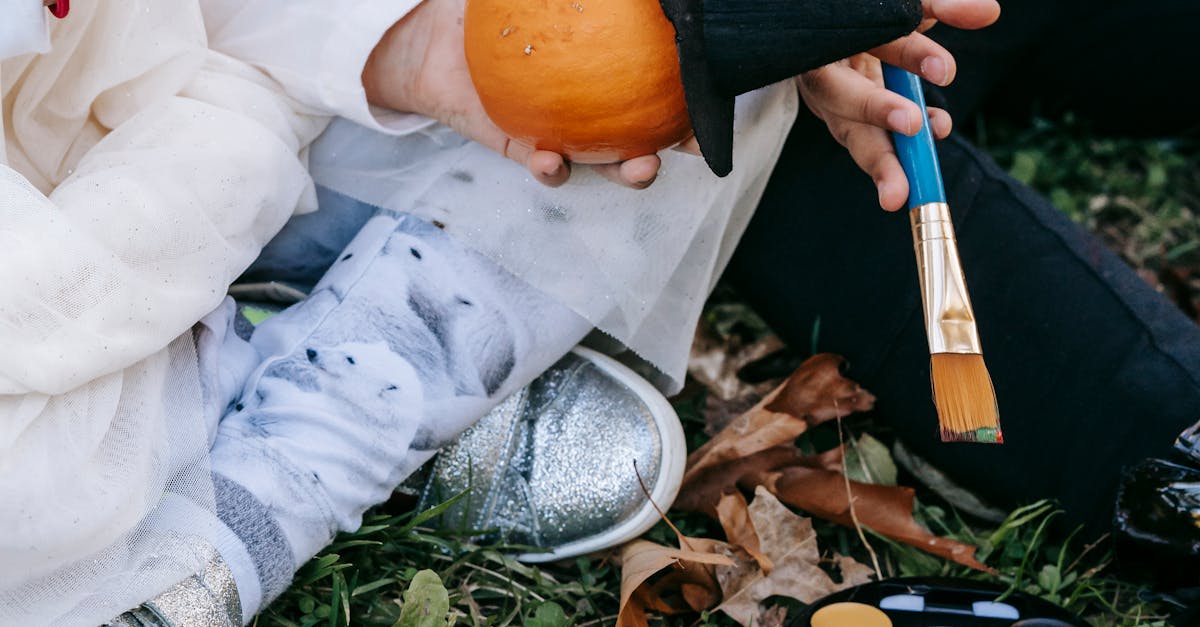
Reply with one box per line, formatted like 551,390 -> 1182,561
463,0 -> 693,163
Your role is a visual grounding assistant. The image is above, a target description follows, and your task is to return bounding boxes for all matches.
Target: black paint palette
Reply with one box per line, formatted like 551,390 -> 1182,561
789,577 -> 1089,627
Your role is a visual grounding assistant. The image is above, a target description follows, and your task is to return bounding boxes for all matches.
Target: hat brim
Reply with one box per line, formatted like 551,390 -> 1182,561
660,0 -> 734,177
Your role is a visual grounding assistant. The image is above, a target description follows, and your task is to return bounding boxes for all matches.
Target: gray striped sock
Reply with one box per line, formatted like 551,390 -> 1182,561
213,472 -> 296,609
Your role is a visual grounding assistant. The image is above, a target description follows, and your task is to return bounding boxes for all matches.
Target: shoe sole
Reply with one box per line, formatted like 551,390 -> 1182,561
516,346 -> 687,563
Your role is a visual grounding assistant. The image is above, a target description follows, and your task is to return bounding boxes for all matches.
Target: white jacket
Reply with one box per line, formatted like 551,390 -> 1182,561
0,0 -> 435,396
0,1 -> 423,623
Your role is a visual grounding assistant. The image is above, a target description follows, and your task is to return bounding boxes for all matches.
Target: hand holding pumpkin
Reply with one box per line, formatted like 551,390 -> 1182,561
363,0 -> 669,189
797,0 -> 1001,212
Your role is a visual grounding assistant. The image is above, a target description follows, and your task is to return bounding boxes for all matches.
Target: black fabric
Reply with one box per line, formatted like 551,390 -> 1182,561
660,0 -> 734,176
702,0 -> 922,96
722,0 -> 1200,538
928,1 -> 1200,137
661,0 -> 922,176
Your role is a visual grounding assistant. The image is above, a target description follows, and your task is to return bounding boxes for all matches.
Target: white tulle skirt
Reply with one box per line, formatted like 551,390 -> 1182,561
1,1 -> 320,623
308,82 -> 799,393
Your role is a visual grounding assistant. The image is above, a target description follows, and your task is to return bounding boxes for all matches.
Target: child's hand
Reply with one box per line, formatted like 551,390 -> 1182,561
363,0 -> 664,190
796,0 -> 1000,211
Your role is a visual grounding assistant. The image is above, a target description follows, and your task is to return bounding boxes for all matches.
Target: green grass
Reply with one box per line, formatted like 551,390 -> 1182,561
975,112 -> 1200,306
262,114 -> 1199,626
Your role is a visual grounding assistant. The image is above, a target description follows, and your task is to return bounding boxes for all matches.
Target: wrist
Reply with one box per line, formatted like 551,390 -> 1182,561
363,18 -> 407,111
364,11 -> 436,116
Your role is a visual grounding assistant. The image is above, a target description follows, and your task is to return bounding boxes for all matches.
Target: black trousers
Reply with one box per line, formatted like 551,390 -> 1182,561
722,0 -> 1200,537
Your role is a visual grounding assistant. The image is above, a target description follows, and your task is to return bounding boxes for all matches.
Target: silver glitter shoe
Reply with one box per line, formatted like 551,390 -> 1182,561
103,541 -> 241,627
418,346 -> 686,562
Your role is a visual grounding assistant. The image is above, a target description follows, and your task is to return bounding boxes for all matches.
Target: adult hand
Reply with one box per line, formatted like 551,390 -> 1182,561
797,0 -> 1001,211
363,0 -> 665,189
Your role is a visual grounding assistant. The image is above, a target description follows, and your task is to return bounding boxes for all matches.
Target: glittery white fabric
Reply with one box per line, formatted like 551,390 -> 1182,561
308,82 -> 799,394
0,1 -> 324,624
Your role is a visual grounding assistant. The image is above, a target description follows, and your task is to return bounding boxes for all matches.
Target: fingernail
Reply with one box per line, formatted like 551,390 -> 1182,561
541,164 -> 561,178
920,56 -> 949,86
887,109 -> 912,135
634,174 -> 657,188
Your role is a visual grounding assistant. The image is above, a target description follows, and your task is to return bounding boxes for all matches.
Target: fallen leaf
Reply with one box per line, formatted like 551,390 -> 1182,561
702,389 -> 773,438
757,605 -> 789,627
797,445 -> 846,472
834,553 -> 876,587
691,326 -> 782,434
716,489 -> 773,574
526,602 -> 570,627
393,569 -> 450,627
677,446 -> 803,515
615,539 -> 734,627
756,466 -> 991,571
615,588 -> 651,627
677,444 -> 848,517
844,433 -> 898,486
683,354 -> 874,486
651,566 -> 724,613
682,405 -> 806,497
688,321 -> 785,403
652,535 -> 732,612
716,487 -> 873,626
678,355 -> 989,573
678,582 -> 717,613
764,354 -> 876,425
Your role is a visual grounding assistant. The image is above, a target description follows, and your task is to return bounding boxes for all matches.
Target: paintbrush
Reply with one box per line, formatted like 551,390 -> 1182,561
881,64 -> 1002,443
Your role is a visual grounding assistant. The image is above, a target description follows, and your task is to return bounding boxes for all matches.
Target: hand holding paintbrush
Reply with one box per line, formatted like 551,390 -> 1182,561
881,64 -> 1002,443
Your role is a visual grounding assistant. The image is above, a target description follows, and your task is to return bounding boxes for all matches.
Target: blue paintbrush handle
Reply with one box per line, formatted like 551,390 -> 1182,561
881,64 -> 947,208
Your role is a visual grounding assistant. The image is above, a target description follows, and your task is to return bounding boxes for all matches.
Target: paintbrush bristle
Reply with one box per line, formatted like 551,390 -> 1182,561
930,353 -> 1002,443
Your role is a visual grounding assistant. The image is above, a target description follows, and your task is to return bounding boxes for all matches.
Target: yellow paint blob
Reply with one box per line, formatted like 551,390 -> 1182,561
811,602 -> 893,627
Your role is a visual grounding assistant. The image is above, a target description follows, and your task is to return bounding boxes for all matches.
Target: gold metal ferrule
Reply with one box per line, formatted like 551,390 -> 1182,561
910,202 -> 983,354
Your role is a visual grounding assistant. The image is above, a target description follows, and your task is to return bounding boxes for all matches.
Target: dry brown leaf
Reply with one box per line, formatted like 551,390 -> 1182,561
834,553 -> 876,588
639,586 -> 676,614
683,354 -> 874,486
678,443 -> 853,517
702,389 -> 774,439
755,466 -> 991,572
688,323 -> 786,435
616,587 -> 652,627
683,396 -> 803,488
686,454 -> 988,572
614,539 -> 734,627
716,487 -> 873,626
687,320 -> 785,404
626,584 -> 685,626
678,354 -> 989,573
651,565 -> 725,613
652,535 -> 732,612
758,605 -> 789,627
678,580 -> 720,613
716,489 -> 773,574
677,446 -> 802,515
765,354 -> 876,425
797,445 -> 846,472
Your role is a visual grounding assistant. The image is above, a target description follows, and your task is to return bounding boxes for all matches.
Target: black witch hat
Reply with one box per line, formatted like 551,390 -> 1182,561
659,0 -> 923,176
